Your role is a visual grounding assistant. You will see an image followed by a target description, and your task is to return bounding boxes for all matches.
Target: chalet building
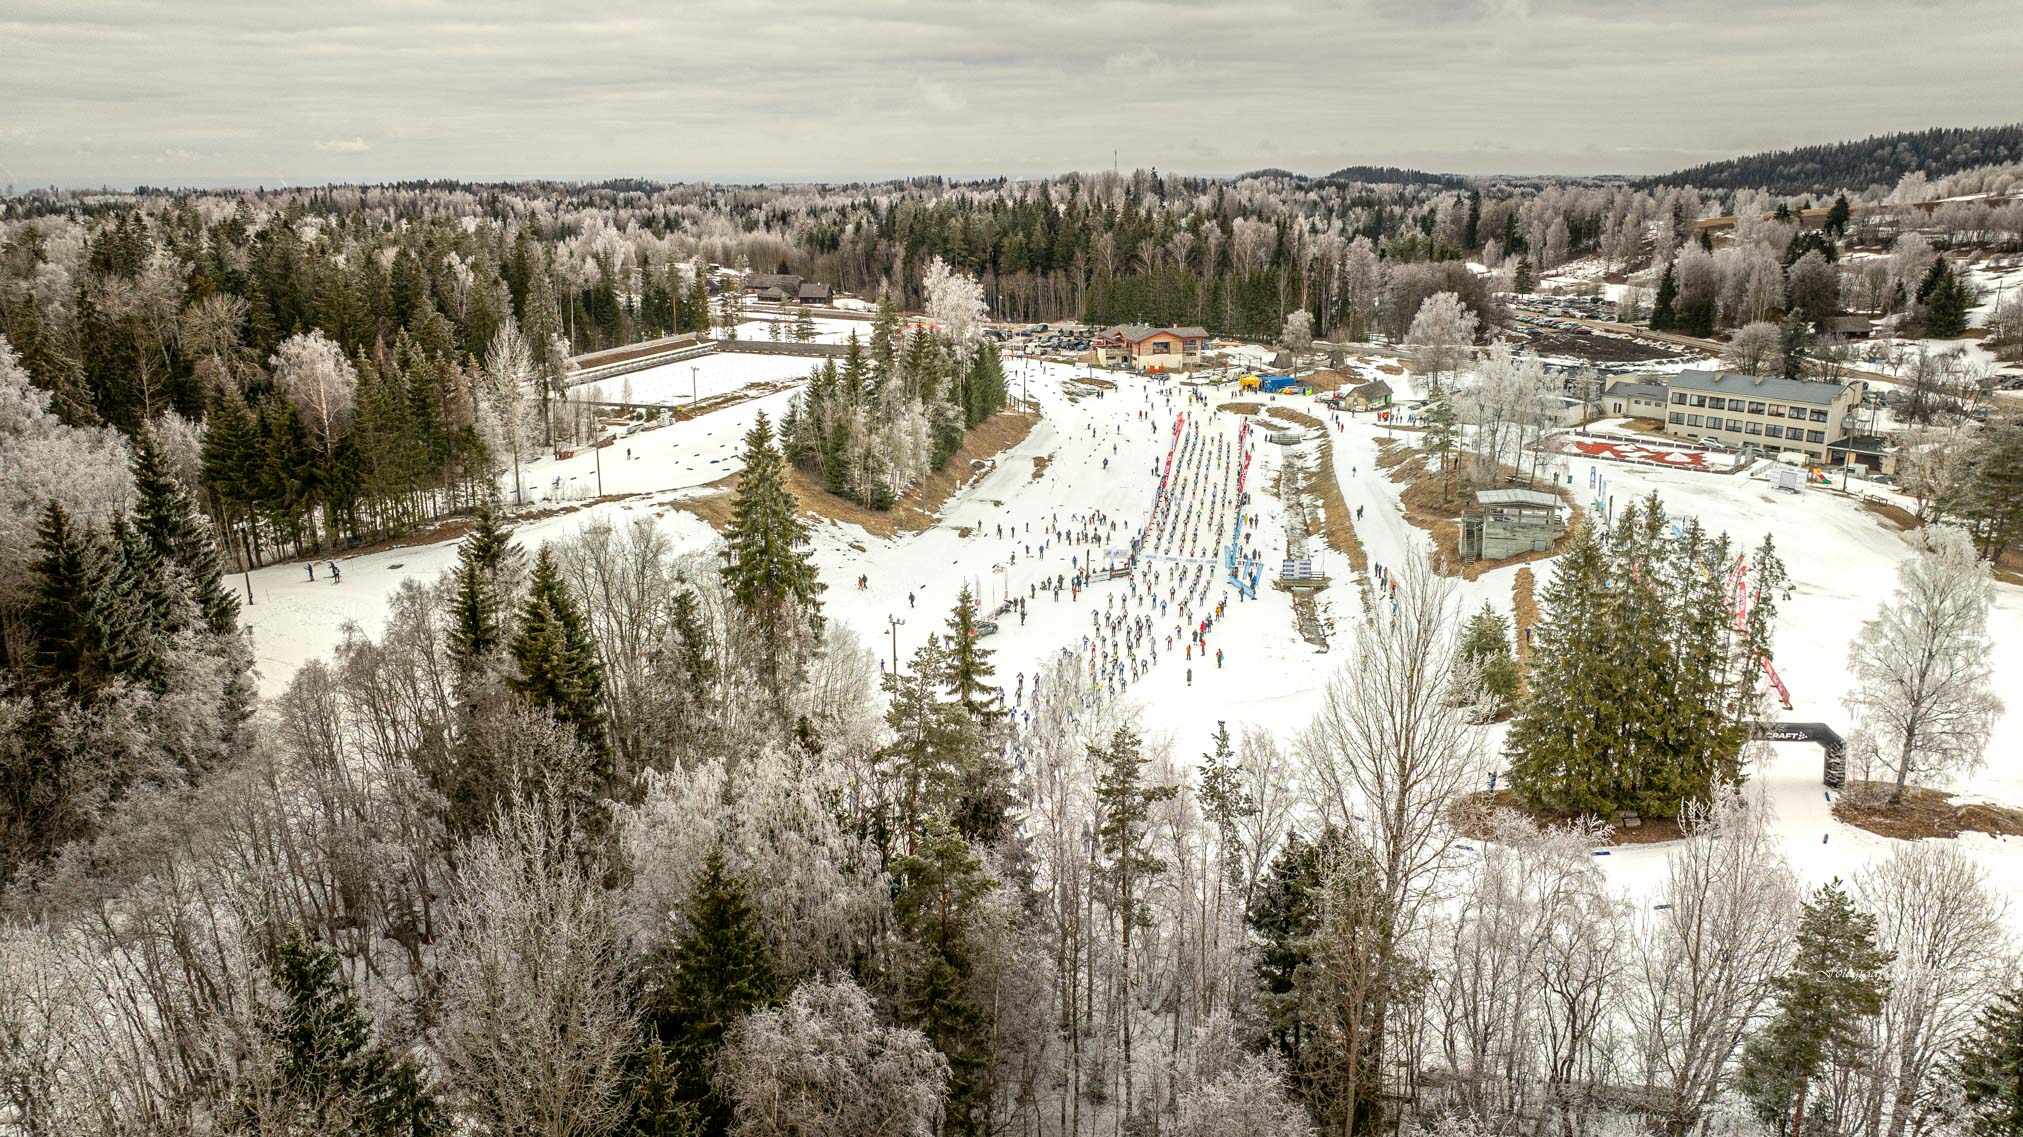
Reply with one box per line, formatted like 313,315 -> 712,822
741,273 -> 802,303
1095,324 -> 1210,370
796,282 -> 834,305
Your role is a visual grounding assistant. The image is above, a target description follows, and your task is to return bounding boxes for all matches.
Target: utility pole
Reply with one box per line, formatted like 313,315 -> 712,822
593,434 -> 604,497
888,615 -> 905,675
691,364 -> 700,410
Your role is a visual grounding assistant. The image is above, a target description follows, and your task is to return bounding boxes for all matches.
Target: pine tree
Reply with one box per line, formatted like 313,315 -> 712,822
642,846 -> 778,1137
880,635 -> 973,855
1249,830 -> 1325,1078
1739,880 -> 1892,1137
1512,258 -> 1536,294
870,290 -> 902,377
719,412 -> 823,687
891,815 -> 997,1136
1922,260 -> 1973,338
1947,984 -> 2023,1137
1651,261 -> 1679,331
132,427 -> 240,638
1092,725 -> 1179,1126
507,545 -> 610,769
248,938 -> 445,1135
1507,522 -> 1616,813
1826,195 -> 1852,238
943,586 -> 1000,720
790,306 -> 816,342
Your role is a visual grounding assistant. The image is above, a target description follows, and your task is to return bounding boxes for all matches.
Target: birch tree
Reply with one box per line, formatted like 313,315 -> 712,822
481,320 -> 538,505
270,330 -> 358,455
1843,527 -> 2005,803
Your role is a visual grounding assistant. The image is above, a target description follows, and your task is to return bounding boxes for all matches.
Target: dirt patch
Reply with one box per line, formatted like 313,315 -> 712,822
1374,438 -> 1417,470
1833,782 -> 2023,840
1860,498 -> 1923,532
1303,435 -> 1372,614
1381,444 -> 1585,580
664,409 -> 1040,539
1265,406 -> 1324,429
1449,790 -> 1687,846
1033,454 -> 1052,481
1374,360 -> 1408,375
1303,370 -> 1353,392
1511,567 -> 1540,694
1218,402 -> 1263,416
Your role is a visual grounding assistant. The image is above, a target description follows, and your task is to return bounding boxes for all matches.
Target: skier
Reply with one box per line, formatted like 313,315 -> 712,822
330,561 -> 341,584
306,562 -> 315,582
908,592 -> 916,608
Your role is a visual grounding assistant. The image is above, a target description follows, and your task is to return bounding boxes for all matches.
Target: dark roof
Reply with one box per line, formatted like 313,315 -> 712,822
1834,434 -> 1895,454
1604,379 -> 1670,400
1353,378 -> 1394,398
796,282 -> 832,301
1669,369 -> 1852,404
743,273 -> 801,292
1105,324 -> 1210,343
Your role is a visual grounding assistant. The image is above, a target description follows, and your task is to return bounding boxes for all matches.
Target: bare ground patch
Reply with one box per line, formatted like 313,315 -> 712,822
1033,454 -> 1053,481
1833,782 -> 2023,840
1860,498 -> 1923,532
1217,402 -> 1263,416
1301,435 -> 1371,614
1512,567 -> 1540,697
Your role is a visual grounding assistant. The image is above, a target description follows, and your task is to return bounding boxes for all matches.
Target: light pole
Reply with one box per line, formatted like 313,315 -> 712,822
887,615 -> 905,674
690,365 -> 700,411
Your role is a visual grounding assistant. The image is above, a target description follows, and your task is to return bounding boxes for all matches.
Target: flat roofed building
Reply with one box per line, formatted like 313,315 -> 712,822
1459,487 -> 1565,562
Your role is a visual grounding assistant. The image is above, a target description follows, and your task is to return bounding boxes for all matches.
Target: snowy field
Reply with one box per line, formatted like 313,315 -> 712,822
732,314 -> 870,345
237,357 -> 2023,925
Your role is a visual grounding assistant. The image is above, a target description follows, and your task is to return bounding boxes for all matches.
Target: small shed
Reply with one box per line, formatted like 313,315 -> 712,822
1342,379 -> 1393,411
1459,488 -> 1565,562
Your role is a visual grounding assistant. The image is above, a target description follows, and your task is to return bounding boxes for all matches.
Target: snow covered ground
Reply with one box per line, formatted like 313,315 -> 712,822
570,350 -> 824,409
237,354 -> 2023,924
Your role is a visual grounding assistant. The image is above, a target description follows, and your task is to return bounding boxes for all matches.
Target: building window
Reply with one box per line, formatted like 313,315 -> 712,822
1746,422 -> 1763,435
1768,405 -> 1786,417
1788,405 -> 1806,417
1669,412 -> 1685,425
1686,414 -> 1703,427
1728,418 -> 1743,431
1807,430 -> 1825,444
1809,409 -> 1828,423
1688,395 -> 1706,407
1671,392 -> 1687,405
1707,397 -> 1726,410
1765,425 -> 1784,439
1747,401 -> 1766,414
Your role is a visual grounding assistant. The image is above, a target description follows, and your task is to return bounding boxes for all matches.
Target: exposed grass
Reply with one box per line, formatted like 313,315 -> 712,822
1449,790 -> 1687,846
1376,439 -> 1585,580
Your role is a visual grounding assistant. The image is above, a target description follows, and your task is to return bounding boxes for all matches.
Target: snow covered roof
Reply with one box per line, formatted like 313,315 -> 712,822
1669,370 -> 1851,404
1475,488 -> 1560,508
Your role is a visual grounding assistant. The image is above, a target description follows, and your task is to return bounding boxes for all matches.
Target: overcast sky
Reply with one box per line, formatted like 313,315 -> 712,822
4,0 -> 2020,188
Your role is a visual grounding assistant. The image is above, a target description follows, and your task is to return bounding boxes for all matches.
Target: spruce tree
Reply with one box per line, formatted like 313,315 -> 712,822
1778,311 -> 1811,380
1650,261 -> 1679,331
1458,602 -> 1521,710
1739,880 -> 1892,1137
870,290 -> 902,377
1091,725 -> 1179,1127
1923,260 -> 1973,338
507,545 -> 610,769
1948,984 -> 2023,1137
642,846 -> 777,1137
892,815 -> 997,1135
132,427 -> 240,638
1507,522 -> 1617,813
880,634 -> 973,855
943,586 -> 1000,720
1512,258 -> 1536,294
447,497 -> 518,685
250,938 -> 444,1135
719,412 -> 823,687
27,502 -> 98,692
1248,831 -> 1324,1074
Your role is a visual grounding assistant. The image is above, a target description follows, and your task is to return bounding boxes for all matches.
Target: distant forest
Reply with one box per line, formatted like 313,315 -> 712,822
1644,124 -> 2023,195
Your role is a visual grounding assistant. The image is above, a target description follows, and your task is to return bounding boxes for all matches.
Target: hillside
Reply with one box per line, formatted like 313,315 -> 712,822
1643,123 -> 2023,194
1319,164 -> 1470,188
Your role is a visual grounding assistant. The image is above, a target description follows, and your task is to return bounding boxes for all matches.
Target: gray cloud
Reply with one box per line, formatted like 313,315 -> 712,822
1,0 -> 2018,185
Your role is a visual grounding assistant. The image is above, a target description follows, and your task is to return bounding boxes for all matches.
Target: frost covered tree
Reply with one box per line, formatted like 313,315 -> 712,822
1091,724 -> 1178,1127
1843,527 -> 2004,803
1853,844 -> 2010,1137
1629,791 -> 1797,1134
924,256 -> 986,354
270,330 -> 358,456
715,979 -> 947,1137
435,798 -> 635,1137
1172,1055 -> 1314,1137
1405,291 -> 1478,386
1724,320 -> 1782,375
0,335 -> 133,614
1279,308 -> 1315,358
1948,985 -> 2023,1137
481,319 -> 538,505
